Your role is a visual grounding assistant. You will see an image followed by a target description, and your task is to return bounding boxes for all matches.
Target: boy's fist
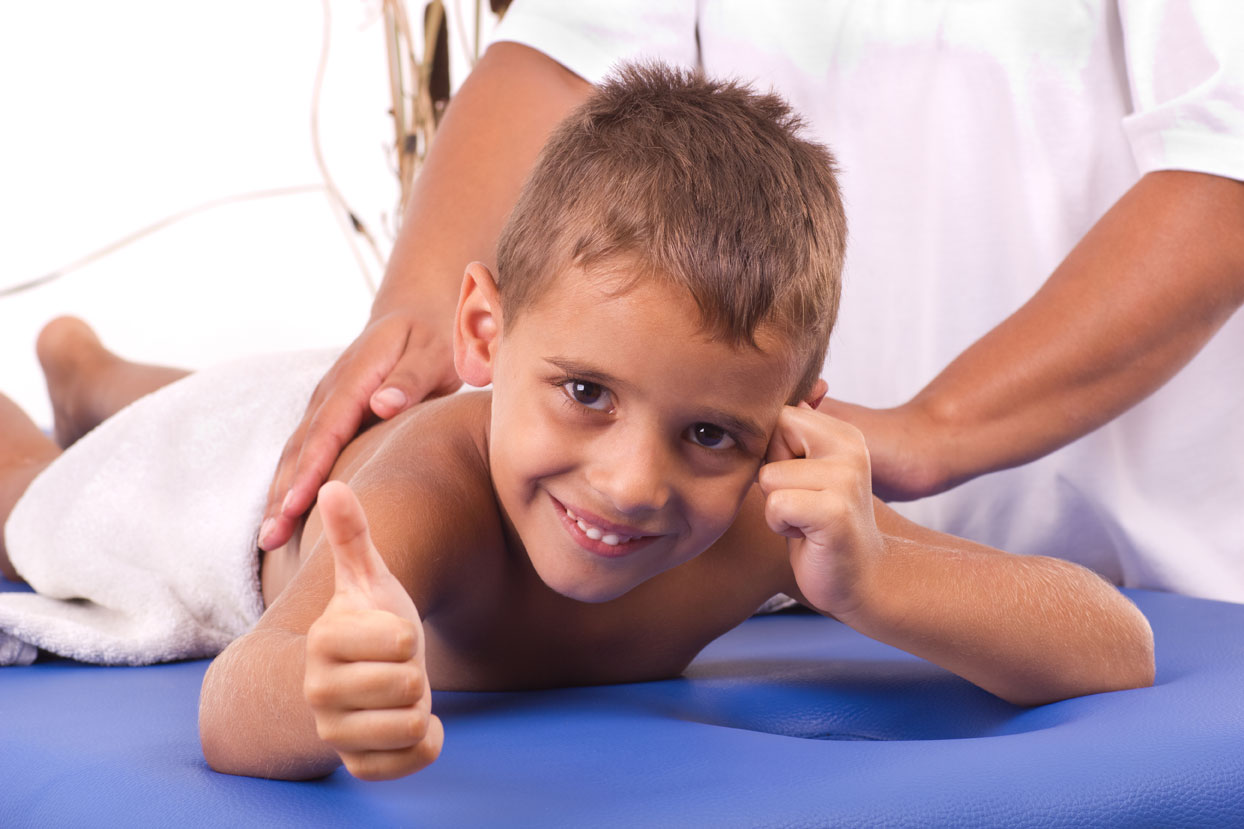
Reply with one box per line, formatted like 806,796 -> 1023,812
303,481 -> 444,780
759,404 -> 885,619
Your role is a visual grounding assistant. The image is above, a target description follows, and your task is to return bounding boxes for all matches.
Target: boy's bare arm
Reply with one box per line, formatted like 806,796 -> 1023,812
842,507 -> 1154,705
200,473 -> 457,780
759,405 -> 1155,707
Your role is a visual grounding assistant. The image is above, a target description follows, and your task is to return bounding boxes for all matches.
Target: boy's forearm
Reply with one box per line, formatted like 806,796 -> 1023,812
199,629 -> 340,780
838,513 -> 1155,706
369,41 -> 593,326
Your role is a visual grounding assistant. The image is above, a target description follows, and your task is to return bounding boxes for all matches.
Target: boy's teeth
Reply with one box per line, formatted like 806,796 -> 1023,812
567,507 -> 631,545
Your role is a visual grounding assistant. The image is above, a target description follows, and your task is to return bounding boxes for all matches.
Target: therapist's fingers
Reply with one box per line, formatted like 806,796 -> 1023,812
260,337 -> 400,550
368,323 -> 463,419
259,314 -> 461,551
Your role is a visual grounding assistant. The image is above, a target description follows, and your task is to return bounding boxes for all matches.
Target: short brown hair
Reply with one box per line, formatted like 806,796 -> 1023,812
495,62 -> 846,398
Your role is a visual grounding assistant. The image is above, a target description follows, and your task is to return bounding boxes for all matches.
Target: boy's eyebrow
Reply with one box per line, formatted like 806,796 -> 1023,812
697,408 -> 768,443
545,357 -> 769,442
545,357 -> 621,388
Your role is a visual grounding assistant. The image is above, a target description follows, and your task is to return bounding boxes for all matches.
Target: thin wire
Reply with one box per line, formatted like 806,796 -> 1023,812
3,1 -> 388,301
0,185 -> 326,299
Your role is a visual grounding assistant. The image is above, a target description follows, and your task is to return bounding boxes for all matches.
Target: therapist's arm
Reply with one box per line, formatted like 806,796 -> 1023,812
820,170 -> 1244,501
259,43 -> 592,550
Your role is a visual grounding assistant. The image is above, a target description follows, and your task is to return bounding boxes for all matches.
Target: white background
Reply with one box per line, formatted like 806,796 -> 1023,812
1,1 -> 495,427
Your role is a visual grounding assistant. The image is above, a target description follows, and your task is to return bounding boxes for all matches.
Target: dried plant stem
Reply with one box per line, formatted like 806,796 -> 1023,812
384,6 -> 413,196
384,0 -> 445,214
415,1 -> 445,170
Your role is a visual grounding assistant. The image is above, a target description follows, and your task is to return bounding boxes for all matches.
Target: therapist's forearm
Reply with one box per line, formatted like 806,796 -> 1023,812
371,42 -> 593,326
911,170 -> 1244,490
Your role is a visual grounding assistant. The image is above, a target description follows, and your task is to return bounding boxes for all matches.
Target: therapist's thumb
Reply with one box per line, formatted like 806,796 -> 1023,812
370,344 -> 463,419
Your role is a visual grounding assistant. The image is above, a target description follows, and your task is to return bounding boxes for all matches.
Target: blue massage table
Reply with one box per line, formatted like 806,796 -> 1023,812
3,579 -> 1242,827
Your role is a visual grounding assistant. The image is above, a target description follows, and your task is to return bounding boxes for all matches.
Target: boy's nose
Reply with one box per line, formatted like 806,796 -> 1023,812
586,431 -> 673,517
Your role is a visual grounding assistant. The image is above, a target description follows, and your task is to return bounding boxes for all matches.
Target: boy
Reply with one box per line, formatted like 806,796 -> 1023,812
0,64 -> 1154,782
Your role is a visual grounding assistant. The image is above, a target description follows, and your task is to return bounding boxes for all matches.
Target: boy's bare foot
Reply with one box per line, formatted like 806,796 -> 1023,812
35,316 -> 189,448
36,316 -> 115,448
0,393 -> 61,581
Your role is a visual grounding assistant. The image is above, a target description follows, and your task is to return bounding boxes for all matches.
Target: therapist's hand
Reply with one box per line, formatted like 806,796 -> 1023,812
814,397 -> 952,502
259,42 -> 593,552
258,310 -> 460,551
820,168 -> 1244,505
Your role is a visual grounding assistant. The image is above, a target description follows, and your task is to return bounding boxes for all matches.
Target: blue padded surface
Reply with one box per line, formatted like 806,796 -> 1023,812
3,584 -> 1242,827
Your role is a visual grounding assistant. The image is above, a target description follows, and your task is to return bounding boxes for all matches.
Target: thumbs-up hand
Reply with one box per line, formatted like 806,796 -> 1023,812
758,403 -> 885,621
303,481 -> 444,780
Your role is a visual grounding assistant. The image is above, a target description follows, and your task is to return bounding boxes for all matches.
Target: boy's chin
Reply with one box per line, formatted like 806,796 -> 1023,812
541,570 -> 635,605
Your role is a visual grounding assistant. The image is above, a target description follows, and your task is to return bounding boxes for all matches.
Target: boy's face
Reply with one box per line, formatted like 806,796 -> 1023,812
458,262 -> 810,603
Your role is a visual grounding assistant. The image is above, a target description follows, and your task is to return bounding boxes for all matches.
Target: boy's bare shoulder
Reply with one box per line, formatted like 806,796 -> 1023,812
352,391 -> 492,483
333,391 -> 503,616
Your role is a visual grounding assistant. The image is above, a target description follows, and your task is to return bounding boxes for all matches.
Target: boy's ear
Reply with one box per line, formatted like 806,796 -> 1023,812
803,378 -> 828,409
453,262 -> 503,387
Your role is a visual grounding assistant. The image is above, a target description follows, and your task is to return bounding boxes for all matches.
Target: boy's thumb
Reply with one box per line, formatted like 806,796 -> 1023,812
319,481 -> 385,599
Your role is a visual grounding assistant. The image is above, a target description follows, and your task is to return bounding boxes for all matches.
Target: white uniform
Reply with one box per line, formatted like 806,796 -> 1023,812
492,1 -> 1244,601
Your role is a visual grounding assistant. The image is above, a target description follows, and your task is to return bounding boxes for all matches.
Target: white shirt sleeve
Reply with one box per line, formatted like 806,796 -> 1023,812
1120,0 -> 1244,180
488,0 -> 699,85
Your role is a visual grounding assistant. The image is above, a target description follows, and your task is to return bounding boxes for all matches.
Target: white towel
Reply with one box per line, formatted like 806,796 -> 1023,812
0,348 -> 340,666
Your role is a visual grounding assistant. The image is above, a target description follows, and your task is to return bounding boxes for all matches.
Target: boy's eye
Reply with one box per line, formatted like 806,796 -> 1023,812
562,380 -> 612,411
687,422 -> 736,450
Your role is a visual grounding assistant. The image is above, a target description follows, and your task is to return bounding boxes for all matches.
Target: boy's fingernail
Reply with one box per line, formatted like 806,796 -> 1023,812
258,518 -> 275,548
373,387 -> 407,412
281,491 -> 295,515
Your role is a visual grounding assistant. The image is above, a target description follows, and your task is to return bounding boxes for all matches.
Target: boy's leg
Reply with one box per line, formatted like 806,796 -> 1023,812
0,394 -> 60,581
37,316 -> 190,447
3,317 -> 192,581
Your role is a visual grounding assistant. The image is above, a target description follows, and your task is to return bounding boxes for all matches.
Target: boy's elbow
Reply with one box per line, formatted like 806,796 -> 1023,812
1054,573 -> 1157,703
992,599 -> 1155,708
1092,594 -> 1156,696
199,709 -> 340,781
199,716 -> 253,777
198,654 -> 340,781
1024,604 -> 1156,707
1115,608 -> 1157,692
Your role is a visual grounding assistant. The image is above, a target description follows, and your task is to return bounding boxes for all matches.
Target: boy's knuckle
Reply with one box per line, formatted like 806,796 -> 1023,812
820,492 -> 853,522
303,675 -> 331,707
314,714 -> 344,744
306,620 -> 336,654
393,623 -> 418,658
396,669 -> 424,705
343,752 -> 387,781
768,488 -> 796,515
401,709 -> 430,742
411,735 -> 442,769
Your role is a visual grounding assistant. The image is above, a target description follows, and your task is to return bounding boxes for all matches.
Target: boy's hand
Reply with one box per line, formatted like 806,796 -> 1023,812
759,404 -> 886,620
303,481 -> 444,781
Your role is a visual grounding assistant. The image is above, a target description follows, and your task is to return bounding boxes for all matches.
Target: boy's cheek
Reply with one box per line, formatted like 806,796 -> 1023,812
690,477 -> 759,543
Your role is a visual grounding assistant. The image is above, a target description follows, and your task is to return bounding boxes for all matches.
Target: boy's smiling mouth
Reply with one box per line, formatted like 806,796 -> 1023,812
548,495 -> 662,558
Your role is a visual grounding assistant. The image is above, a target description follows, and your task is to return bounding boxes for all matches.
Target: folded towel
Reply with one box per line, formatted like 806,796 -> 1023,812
0,348 -> 340,666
